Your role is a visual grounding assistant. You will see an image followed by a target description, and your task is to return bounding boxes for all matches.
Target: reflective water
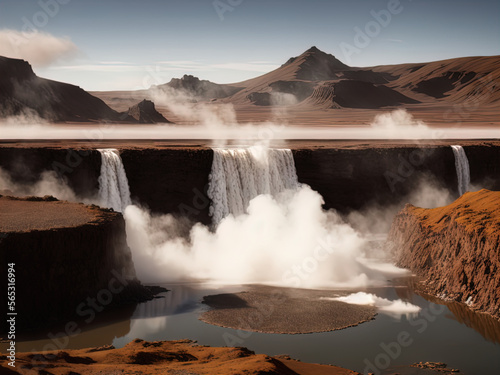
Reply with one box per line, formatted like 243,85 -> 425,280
13,282 -> 500,374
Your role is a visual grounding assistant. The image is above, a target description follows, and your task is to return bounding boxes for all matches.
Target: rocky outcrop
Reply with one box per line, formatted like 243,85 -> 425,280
387,189 -> 500,320
0,196 -> 158,331
127,99 -> 171,123
160,74 -> 242,100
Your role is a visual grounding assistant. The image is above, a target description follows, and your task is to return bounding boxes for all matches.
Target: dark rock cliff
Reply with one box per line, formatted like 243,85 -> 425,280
0,197 -> 157,332
0,144 -> 499,222
120,148 -> 213,225
293,144 -> 500,213
293,146 -> 455,212
0,147 -> 101,199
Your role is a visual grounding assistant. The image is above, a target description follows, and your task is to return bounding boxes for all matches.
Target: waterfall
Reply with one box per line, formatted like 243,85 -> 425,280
208,146 -> 299,224
451,145 -> 470,196
97,149 -> 131,212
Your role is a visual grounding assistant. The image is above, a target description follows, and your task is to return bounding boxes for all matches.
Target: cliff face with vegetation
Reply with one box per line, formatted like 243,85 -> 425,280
388,189 -> 500,320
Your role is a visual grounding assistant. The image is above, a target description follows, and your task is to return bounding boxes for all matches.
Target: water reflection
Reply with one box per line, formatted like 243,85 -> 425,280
10,306 -> 136,352
9,282 -> 500,374
420,293 -> 500,345
132,284 -> 205,318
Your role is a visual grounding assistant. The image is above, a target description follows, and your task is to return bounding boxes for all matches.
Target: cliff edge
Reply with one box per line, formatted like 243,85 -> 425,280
0,196 -> 158,332
388,189 -> 500,320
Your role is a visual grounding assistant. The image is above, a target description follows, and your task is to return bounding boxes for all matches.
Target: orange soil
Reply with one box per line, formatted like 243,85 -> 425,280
0,339 -> 359,375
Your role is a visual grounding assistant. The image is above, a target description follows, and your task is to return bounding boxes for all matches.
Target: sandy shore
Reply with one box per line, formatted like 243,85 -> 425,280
200,285 -> 376,334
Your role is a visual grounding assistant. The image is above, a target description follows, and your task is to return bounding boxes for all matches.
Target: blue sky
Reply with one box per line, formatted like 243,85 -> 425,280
0,0 -> 499,90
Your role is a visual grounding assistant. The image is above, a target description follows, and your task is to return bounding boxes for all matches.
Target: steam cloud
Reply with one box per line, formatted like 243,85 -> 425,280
124,184 -> 410,288
347,179 -> 452,235
0,167 -> 78,202
323,292 -> 421,319
2,108 -> 500,140
0,29 -> 78,67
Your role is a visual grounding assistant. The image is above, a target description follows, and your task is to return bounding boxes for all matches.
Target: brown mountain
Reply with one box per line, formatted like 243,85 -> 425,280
87,47 -> 500,125
222,47 -> 500,110
222,46 -> 419,108
371,55 -> 500,104
0,56 -> 168,123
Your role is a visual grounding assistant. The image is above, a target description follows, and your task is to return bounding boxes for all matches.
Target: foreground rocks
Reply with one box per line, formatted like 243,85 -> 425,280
0,339 -> 360,375
0,196 -> 161,332
411,361 -> 460,374
388,189 -> 500,320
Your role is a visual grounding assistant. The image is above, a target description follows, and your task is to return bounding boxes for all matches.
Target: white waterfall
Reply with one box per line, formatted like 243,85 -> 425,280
451,145 -> 470,196
207,146 -> 299,224
97,149 -> 131,212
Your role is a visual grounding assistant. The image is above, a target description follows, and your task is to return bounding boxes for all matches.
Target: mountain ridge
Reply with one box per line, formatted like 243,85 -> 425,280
0,56 -> 170,123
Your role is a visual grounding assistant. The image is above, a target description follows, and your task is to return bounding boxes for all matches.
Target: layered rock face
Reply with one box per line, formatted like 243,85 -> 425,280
0,196 -> 155,332
388,189 -> 500,320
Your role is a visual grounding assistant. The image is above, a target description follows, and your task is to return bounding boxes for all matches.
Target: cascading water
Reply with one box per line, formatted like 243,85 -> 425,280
97,149 -> 131,212
125,145 -> 408,287
451,145 -> 470,196
207,146 -> 299,224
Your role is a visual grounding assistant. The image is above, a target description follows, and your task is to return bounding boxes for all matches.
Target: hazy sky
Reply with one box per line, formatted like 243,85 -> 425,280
1,0 -> 499,91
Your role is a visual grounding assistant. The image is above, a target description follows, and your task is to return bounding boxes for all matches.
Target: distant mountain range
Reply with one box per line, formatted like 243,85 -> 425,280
1,47 -> 499,123
201,46 -> 500,109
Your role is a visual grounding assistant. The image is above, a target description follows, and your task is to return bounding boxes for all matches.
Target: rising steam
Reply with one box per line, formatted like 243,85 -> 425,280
2,108 -> 500,140
322,292 -> 421,319
0,167 -> 78,201
124,185 -> 409,288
